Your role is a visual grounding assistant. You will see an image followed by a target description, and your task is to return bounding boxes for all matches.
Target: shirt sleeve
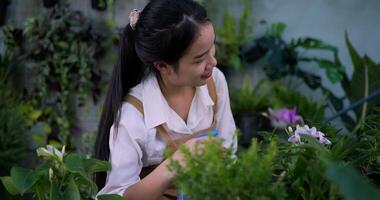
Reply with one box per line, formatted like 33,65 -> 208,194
213,68 -> 237,153
96,105 -> 147,197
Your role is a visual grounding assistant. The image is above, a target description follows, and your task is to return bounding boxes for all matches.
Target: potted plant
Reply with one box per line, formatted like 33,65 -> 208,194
230,75 -> 272,147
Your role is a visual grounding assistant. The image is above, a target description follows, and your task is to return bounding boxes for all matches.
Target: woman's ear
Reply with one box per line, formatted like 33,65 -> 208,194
153,61 -> 173,75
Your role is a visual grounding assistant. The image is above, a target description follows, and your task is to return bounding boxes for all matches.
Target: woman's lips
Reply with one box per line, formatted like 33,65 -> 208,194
201,71 -> 212,79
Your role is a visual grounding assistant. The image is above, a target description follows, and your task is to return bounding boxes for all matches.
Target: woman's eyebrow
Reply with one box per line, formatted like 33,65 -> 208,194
193,36 -> 216,59
193,51 -> 208,59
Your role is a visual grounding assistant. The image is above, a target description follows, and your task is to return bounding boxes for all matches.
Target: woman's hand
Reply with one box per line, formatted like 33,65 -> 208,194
170,136 -> 220,167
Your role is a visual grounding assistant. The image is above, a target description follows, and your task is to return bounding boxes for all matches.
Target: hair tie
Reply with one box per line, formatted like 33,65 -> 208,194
129,9 -> 141,31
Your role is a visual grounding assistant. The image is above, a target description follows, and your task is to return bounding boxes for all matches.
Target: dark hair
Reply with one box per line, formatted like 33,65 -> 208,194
95,0 -> 209,189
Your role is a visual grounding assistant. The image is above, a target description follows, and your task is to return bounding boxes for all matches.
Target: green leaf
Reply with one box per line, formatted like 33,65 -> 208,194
30,109 -> 42,121
84,158 -> 111,173
345,32 -> 380,121
325,161 -> 380,200
10,167 -> 40,195
64,153 -> 86,175
43,123 -> 52,134
266,22 -> 286,37
295,37 -> 338,53
63,177 -> 81,200
64,153 -> 98,193
314,58 -> 344,83
97,194 -> 125,200
0,176 -> 20,195
50,182 -> 63,200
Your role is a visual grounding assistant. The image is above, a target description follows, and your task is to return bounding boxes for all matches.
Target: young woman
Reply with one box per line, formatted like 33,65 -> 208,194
95,0 -> 236,199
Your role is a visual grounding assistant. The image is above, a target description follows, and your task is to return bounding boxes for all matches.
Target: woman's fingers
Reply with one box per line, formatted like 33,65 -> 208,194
183,136 -> 220,154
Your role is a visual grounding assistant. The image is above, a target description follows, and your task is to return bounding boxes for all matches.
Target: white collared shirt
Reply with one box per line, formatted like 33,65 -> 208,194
97,67 -> 236,196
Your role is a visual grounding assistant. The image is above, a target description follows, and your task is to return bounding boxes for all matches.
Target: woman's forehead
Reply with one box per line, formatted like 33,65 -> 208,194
186,23 -> 215,57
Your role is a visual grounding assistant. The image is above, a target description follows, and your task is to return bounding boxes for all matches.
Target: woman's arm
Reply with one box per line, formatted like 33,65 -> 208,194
123,136 -> 215,200
123,158 -> 174,200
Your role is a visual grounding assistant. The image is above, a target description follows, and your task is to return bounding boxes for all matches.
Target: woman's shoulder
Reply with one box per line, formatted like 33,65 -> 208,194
115,101 -> 149,142
119,82 -> 144,122
118,82 -> 146,131
129,82 -> 144,100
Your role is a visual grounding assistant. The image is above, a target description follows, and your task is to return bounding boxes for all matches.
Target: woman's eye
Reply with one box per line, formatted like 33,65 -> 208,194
195,59 -> 204,64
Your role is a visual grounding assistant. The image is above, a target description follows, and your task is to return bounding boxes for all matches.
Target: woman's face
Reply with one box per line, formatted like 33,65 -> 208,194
166,23 -> 217,87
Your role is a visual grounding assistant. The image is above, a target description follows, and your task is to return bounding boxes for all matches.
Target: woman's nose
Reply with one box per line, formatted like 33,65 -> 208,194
208,54 -> 217,67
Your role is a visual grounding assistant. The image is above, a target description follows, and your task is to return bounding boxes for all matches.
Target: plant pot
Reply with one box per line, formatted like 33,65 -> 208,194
91,0 -> 107,11
42,0 -> 58,8
234,112 -> 262,148
0,0 -> 9,26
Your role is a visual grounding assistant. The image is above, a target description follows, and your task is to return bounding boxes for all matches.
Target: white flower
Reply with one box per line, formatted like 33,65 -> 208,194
319,136 -> 331,145
287,124 -> 331,145
36,145 -> 65,161
288,134 -> 301,143
287,126 -> 293,134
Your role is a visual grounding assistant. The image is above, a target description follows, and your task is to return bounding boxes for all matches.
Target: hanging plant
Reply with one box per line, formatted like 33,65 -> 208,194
0,0 -> 10,26
42,0 -> 58,8
3,5 -> 109,148
91,0 -> 107,11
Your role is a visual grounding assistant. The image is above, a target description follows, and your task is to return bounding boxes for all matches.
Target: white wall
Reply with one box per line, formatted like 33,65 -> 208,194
244,0 -> 379,96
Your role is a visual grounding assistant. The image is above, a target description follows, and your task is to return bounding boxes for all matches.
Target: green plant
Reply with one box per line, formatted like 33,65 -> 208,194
168,139 -> 286,200
0,47 -> 29,199
339,107 -> 380,185
242,22 -> 345,90
336,33 -> 380,127
271,83 -> 325,124
0,85 -> 27,176
324,160 -> 380,200
316,33 -> 380,132
230,75 -> 272,114
3,5 -> 108,147
260,123 -> 380,200
168,114 -> 380,199
0,145 -> 112,200
216,0 -> 254,70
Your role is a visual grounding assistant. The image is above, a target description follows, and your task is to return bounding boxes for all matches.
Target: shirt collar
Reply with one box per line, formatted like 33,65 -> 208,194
141,74 -> 168,129
141,74 -> 215,132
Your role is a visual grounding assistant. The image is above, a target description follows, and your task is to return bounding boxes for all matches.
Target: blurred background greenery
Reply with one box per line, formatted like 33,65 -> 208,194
0,0 -> 379,199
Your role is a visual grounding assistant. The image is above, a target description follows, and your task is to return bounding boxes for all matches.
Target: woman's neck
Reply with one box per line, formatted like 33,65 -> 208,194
157,74 -> 194,98
156,73 -> 195,122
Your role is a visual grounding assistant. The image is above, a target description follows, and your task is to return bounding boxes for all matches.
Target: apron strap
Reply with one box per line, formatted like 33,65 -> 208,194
206,77 -> 217,113
125,95 -> 144,113
156,124 -> 178,152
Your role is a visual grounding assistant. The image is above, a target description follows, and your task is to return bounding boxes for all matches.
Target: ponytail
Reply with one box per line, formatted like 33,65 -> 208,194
94,0 -> 210,190
95,24 -> 144,189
